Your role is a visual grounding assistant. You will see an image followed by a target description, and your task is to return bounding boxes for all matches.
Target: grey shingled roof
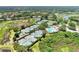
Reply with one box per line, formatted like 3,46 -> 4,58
18,35 -> 37,46
31,30 -> 43,38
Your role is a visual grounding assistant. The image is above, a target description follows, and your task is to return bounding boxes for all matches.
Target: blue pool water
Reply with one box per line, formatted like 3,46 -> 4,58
46,27 -> 57,33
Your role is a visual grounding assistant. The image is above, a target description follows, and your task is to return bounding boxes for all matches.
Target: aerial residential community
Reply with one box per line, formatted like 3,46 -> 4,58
0,6 -> 79,52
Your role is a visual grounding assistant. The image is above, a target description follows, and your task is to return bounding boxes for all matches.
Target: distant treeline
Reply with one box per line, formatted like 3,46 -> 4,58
0,6 -> 79,12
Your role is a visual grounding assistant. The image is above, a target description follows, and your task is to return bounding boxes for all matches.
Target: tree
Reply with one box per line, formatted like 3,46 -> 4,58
38,31 -> 79,52
64,20 -> 68,24
13,43 -> 27,52
28,19 -> 36,26
15,31 -> 21,38
48,14 -> 57,21
68,22 -> 76,30
59,24 -> 66,31
57,17 -> 63,24
38,22 -> 48,30
53,14 -> 57,20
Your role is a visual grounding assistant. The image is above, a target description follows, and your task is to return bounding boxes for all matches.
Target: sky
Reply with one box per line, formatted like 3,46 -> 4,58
0,0 -> 79,6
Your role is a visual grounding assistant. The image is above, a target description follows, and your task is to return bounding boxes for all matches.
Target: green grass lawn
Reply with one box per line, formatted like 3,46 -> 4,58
31,42 -> 40,52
